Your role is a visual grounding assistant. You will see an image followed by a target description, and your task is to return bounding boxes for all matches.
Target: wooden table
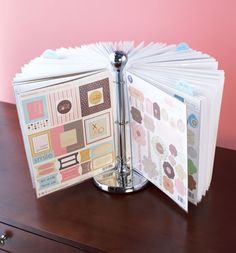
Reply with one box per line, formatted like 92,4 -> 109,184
0,102 -> 235,253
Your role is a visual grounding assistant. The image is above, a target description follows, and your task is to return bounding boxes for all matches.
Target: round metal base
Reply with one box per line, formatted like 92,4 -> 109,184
93,168 -> 149,193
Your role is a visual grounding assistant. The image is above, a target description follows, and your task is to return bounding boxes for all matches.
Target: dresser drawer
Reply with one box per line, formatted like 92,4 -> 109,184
0,223 -> 84,253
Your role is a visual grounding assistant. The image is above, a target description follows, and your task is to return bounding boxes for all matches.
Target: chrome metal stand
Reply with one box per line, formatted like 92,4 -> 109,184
93,51 -> 149,193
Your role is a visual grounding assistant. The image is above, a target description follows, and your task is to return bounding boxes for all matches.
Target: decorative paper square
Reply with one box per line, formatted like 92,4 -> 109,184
84,112 -> 111,144
60,129 -> 77,148
48,86 -> 81,127
50,126 -> 66,157
64,120 -> 85,152
33,134 -> 50,153
28,130 -> 52,157
28,100 -> 44,120
22,95 -> 48,124
51,120 -> 84,157
79,78 -> 111,117
81,161 -> 91,174
80,149 -> 90,163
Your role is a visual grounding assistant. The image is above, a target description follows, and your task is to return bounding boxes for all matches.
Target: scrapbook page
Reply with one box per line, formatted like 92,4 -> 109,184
126,70 -> 204,204
17,72 -> 115,197
127,73 -> 188,210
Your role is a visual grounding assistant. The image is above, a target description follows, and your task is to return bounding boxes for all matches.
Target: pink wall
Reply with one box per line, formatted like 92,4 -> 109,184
0,0 -> 235,150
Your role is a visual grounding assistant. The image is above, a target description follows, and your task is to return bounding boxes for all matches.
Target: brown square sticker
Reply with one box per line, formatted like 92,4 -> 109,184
79,78 -> 111,117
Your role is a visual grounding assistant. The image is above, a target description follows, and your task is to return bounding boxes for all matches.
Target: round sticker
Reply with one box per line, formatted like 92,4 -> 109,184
188,114 -> 198,128
89,90 -> 103,105
57,100 -> 72,114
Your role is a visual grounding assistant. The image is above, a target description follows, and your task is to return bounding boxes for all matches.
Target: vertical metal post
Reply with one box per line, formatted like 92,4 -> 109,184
93,51 -> 148,193
111,51 -> 129,174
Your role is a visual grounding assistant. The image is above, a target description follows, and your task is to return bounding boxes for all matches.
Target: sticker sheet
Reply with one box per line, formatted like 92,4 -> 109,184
169,81 -> 202,204
127,73 -> 188,211
150,85 -> 202,204
18,72 -> 115,197
186,101 -> 201,204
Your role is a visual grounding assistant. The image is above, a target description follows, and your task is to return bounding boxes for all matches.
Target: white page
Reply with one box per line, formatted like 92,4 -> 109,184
13,70 -> 104,93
